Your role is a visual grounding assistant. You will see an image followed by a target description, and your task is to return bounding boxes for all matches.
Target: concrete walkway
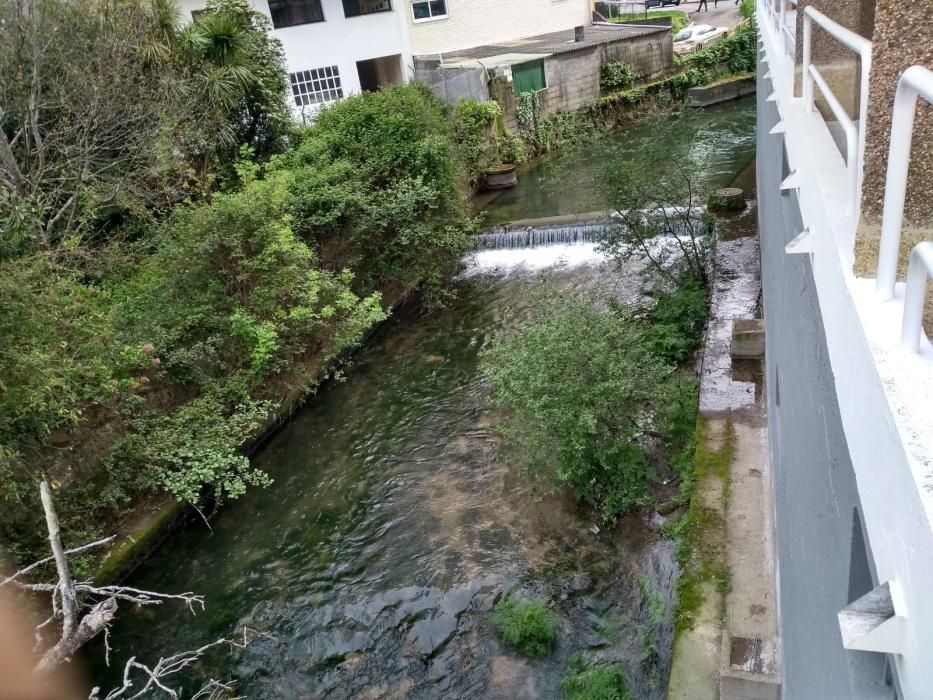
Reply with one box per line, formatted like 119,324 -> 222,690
667,211 -> 781,700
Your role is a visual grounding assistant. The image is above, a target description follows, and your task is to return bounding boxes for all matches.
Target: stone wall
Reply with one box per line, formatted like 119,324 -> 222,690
853,0 -> 933,278
517,28 -> 671,125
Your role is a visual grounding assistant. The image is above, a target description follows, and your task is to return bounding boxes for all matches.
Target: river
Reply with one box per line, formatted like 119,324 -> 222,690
90,96 -> 755,699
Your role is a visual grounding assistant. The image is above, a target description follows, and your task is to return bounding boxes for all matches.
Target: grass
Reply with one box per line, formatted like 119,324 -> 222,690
610,10 -> 690,36
640,577 -> 667,626
490,594 -> 560,658
560,663 -> 634,700
670,418 -> 736,632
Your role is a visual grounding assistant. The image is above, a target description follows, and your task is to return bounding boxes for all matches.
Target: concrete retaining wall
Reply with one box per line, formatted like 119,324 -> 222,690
757,72 -> 895,699
687,75 -> 757,107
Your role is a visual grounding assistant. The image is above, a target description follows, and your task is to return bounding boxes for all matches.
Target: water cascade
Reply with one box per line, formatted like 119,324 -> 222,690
471,217 -> 709,250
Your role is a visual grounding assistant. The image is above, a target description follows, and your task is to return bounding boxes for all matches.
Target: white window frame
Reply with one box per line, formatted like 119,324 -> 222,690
411,0 -> 448,23
289,66 -> 344,107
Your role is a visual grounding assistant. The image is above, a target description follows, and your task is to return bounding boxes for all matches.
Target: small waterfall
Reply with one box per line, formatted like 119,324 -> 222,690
472,222 -> 609,249
473,215 -> 706,250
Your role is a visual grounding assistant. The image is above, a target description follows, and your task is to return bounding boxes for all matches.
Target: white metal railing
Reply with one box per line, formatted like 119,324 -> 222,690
874,66 -> 933,354
901,242 -> 933,352
779,0 -> 797,57
801,7 -> 872,217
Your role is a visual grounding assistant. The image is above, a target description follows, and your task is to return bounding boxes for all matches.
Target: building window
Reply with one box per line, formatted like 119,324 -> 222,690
268,0 -> 324,28
411,0 -> 446,21
343,0 -> 392,17
512,59 -> 546,95
290,66 -> 343,107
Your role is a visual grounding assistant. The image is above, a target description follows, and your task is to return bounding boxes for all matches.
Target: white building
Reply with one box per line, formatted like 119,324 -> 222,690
178,0 -> 414,116
178,0 -> 594,116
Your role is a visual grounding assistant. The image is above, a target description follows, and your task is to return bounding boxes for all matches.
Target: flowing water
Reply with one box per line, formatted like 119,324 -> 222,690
91,98 -> 756,700
474,96 -> 756,226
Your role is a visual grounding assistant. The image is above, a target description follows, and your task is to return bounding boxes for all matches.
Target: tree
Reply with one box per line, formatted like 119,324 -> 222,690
0,0 -> 291,257
1,480 -> 252,698
481,291 -> 678,520
594,119 -> 711,285
0,0 -> 175,255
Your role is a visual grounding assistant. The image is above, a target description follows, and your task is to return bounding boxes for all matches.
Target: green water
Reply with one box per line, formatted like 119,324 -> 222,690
89,98 -> 757,699
477,96 -> 757,225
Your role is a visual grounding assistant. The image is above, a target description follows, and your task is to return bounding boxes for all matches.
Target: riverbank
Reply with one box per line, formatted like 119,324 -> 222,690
91,243 -> 681,699
667,206 -> 781,699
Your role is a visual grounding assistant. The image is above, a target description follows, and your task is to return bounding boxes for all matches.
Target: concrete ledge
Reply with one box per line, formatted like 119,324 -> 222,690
720,632 -> 782,700
688,75 -> 757,107
731,319 -> 765,359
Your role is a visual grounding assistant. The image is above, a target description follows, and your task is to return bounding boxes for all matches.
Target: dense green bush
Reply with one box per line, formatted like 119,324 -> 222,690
482,292 -> 681,519
600,62 -> 638,94
642,276 -> 709,364
675,22 -> 757,78
490,595 -> 560,658
282,83 -> 473,295
0,82 -> 473,567
560,663 -> 634,700
453,98 -> 502,184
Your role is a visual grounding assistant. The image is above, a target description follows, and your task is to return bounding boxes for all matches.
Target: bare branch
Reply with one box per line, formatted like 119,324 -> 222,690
0,535 -> 115,587
39,480 -> 77,642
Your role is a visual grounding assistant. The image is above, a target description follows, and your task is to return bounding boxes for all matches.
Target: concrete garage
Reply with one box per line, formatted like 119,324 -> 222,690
413,23 -> 674,130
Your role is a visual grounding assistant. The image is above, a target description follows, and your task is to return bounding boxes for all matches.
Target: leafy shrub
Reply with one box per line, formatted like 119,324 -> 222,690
482,292 -> 678,519
496,132 -> 527,165
560,663 -> 634,700
490,595 -> 560,658
600,62 -> 638,94
453,98 -> 503,183
642,276 -> 709,364
283,83 -> 474,295
739,0 -> 755,20
108,396 -> 273,504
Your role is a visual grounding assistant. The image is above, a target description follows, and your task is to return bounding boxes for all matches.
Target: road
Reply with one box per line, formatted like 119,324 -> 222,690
674,0 -> 744,29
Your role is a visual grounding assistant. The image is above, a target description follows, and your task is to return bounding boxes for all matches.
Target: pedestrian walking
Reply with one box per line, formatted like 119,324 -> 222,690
714,0 -> 719,7
697,0 -> 708,10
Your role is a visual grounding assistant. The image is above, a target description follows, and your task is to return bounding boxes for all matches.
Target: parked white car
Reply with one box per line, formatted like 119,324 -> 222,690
673,24 -> 728,54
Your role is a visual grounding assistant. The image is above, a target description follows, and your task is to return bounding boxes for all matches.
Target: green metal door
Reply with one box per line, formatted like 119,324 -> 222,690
512,60 -> 546,96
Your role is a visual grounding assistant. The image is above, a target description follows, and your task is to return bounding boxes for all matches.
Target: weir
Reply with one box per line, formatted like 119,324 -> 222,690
472,217 -> 708,250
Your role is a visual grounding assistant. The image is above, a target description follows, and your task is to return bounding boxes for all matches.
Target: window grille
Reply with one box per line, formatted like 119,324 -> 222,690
289,66 -> 343,107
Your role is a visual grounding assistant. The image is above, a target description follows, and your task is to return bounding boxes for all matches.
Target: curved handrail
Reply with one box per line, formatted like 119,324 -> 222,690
876,66 -> 933,301
901,242 -> 933,352
801,6 -> 872,218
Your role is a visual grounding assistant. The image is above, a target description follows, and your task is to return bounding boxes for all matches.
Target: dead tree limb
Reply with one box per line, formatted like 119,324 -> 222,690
1,480 -> 217,694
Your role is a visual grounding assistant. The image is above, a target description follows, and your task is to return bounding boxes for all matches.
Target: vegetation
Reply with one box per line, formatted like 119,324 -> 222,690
596,118 -> 712,284
490,594 -> 560,658
0,0 -> 473,569
593,21 -> 757,116
672,419 -> 735,632
601,62 -> 638,94
482,286 -> 703,521
560,661 -> 634,700
453,98 -> 503,186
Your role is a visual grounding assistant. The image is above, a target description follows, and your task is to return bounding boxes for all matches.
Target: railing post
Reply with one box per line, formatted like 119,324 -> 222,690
802,11 -> 813,111
901,242 -> 933,352
876,66 -> 933,299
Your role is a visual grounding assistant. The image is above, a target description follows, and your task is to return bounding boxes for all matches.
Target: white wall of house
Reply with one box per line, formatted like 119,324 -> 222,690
177,0 -> 413,116
404,0 -> 591,56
